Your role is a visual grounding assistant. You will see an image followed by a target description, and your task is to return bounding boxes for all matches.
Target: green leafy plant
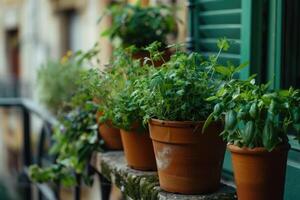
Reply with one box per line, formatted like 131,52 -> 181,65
111,53 -> 155,131
205,72 -> 300,151
30,47 -> 104,186
29,101 -> 102,186
102,2 -> 176,48
136,39 -> 230,122
37,45 -> 99,115
95,47 -> 138,125
37,58 -> 83,115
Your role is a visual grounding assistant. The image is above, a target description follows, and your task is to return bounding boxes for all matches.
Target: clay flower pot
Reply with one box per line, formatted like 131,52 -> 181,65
120,128 -> 156,171
98,121 -> 123,150
228,144 -> 290,200
97,112 -> 123,150
148,119 -> 226,194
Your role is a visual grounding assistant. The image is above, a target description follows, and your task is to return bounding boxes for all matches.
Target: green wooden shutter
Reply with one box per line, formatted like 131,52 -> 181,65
188,1 -> 300,199
187,0 -> 265,80
188,0 -> 242,65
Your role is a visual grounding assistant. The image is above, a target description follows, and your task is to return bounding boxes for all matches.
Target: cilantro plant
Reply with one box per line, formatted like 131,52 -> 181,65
205,72 -> 300,151
102,2 -> 176,48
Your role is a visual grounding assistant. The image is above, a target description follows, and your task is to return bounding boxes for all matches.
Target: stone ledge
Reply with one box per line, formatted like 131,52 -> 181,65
91,151 -> 237,200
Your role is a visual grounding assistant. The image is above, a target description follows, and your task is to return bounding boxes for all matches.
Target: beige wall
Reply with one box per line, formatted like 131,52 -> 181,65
0,0 -> 108,98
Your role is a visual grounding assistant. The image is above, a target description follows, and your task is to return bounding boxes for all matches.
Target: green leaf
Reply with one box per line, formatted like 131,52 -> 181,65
242,121 -> 255,146
217,38 -> 230,51
206,96 -> 218,101
202,112 -> 214,134
262,121 -> 278,151
214,66 -> 231,76
234,62 -> 249,73
249,103 -> 257,118
225,110 -> 237,130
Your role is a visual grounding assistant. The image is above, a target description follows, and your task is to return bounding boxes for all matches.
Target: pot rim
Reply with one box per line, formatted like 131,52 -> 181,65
227,143 -> 291,155
149,118 -> 205,127
149,118 -> 222,128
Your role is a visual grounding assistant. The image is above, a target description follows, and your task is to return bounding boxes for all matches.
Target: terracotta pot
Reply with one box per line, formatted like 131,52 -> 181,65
120,129 -> 156,171
149,119 -> 226,194
98,122 -> 123,150
228,144 -> 290,200
96,112 -> 123,150
132,50 -> 171,67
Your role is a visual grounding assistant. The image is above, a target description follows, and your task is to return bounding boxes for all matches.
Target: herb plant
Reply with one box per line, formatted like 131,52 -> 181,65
111,53 -> 155,131
30,47 -> 103,186
205,72 -> 300,151
37,45 -> 99,115
37,56 -> 83,115
136,40 -> 230,122
102,2 -> 176,48
30,102 -> 101,186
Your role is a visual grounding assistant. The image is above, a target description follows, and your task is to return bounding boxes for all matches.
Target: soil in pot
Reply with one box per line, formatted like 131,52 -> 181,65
97,112 -> 123,150
149,119 -> 226,194
228,144 -> 290,200
120,129 -> 156,171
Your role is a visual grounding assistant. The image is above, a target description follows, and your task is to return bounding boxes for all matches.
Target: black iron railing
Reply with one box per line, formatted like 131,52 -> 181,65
0,98 -> 59,200
0,98 -> 112,200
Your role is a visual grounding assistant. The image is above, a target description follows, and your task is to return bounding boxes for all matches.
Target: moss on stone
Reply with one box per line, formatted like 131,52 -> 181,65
95,152 -> 236,200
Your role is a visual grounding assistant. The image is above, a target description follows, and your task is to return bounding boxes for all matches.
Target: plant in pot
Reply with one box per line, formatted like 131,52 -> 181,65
95,47 -> 142,150
29,68 -> 104,187
205,71 -> 300,200
102,1 -> 177,65
111,50 -> 157,171
137,39 -> 231,194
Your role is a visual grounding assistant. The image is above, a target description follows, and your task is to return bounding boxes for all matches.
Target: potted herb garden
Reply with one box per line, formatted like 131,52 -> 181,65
205,70 -> 300,199
136,40 -> 231,194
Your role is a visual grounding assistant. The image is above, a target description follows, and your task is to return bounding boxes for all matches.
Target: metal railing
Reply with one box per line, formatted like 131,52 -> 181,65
0,98 -> 59,200
0,98 -> 112,200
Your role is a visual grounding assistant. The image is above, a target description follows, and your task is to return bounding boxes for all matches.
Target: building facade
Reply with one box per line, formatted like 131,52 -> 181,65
0,0 -> 112,98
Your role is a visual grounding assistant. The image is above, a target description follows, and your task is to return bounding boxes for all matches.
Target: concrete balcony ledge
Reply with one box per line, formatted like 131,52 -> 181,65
91,151 -> 237,200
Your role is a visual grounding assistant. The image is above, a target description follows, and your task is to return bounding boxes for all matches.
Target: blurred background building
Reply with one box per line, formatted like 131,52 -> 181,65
0,0 -> 112,98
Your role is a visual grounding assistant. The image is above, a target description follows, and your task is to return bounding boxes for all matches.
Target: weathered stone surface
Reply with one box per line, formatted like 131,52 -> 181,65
91,151 -> 237,200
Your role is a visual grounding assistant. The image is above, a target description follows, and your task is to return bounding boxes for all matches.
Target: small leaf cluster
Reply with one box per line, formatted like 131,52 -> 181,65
29,102 -> 103,186
207,74 -> 300,151
102,2 -> 176,48
37,59 -> 83,115
37,44 -> 100,115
